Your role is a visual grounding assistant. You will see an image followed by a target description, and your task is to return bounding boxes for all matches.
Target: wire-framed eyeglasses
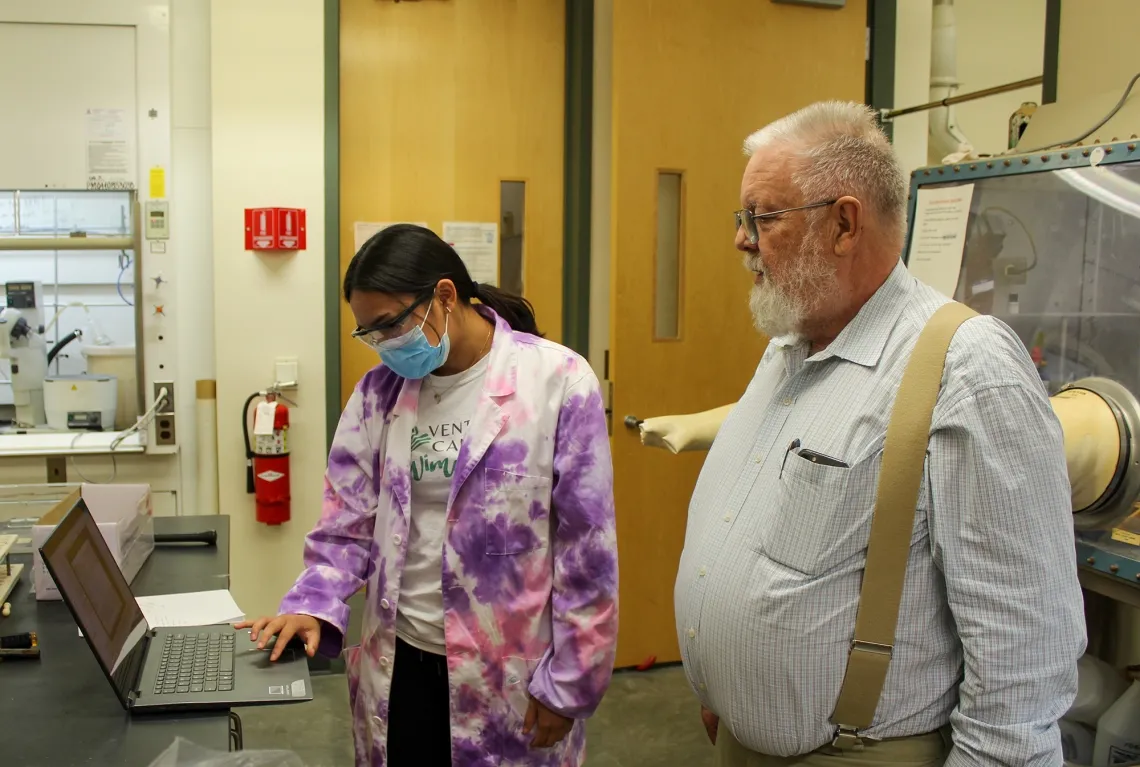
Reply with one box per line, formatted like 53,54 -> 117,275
350,293 -> 433,348
734,199 -> 838,245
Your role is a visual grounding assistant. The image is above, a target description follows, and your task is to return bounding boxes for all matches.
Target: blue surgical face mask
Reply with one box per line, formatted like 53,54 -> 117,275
375,300 -> 451,379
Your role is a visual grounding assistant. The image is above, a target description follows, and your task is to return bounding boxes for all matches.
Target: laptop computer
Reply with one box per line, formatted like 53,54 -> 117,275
39,497 -> 312,713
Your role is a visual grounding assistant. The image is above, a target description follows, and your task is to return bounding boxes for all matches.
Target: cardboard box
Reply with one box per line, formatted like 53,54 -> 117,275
32,484 -> 154,601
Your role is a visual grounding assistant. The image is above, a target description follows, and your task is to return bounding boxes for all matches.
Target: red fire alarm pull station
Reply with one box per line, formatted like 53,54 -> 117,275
244,207 -> 307,251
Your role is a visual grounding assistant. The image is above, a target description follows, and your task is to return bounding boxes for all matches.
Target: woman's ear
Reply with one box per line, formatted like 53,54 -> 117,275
435,279 -> 458,311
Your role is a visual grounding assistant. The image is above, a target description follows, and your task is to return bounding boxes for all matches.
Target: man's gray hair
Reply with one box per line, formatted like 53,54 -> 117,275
743,101 -> 907,238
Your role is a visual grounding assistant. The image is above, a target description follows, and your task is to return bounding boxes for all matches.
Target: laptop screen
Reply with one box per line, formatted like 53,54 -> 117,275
39,497 -> 148,700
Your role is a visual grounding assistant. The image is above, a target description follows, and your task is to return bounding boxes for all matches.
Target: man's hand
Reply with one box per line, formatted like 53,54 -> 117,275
701,706 -> 719,745
235,614 -> 321,661
523,696 -> 573,748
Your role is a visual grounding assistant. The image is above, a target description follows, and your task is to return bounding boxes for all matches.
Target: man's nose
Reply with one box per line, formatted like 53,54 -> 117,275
735,225 -> 757,252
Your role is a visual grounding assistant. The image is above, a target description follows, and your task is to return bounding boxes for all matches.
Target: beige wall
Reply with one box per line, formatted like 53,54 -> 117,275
892,0 -> 1046,174
892,0 -> 933,177
210,0 -> 326,617
1057,0 -> 1140,105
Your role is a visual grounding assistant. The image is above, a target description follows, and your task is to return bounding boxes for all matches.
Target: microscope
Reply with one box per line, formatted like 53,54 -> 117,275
0,282 -> 48,427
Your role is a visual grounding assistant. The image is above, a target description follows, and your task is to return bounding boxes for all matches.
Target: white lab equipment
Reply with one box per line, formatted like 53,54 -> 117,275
1,281 -> 48,426
1093,670 -> 1140,767
83,344 -> 137,430
1069,654 -> 1131,727
1059,719 -> 1096,765
43,374 -> 119,431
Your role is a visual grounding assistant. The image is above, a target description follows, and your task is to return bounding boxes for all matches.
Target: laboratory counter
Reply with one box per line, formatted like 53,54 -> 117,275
0,515 -> 234,766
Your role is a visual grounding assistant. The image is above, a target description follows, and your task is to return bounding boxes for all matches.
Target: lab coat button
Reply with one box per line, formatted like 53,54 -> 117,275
393,534 -> 402,545
379,656 -> 389,667
380,598 -> 390,610
507,675 -> 519,685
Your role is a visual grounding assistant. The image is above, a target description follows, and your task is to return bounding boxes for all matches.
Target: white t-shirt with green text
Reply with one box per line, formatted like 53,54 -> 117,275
395,354 -> 490,655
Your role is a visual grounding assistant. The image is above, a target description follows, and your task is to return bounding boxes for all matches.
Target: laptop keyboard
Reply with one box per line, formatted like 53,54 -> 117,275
154,631 -> 236,695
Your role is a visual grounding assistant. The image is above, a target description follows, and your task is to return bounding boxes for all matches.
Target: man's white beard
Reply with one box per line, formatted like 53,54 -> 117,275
747,235 -> 839,339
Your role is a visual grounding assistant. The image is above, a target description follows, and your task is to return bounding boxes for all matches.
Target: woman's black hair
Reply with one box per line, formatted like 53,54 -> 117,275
343,224 -> 541,336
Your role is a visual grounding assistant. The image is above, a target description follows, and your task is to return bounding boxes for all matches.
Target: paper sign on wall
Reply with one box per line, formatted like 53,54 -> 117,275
442,222 -> 499,286
352,222 -> 429,253
149,167 -> 166,199
906,184 -> 975,298
84,108 -> 135,190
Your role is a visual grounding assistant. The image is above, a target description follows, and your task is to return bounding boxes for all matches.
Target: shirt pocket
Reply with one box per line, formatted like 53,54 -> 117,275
484,468 -> 552,556
754,448 -> 880,577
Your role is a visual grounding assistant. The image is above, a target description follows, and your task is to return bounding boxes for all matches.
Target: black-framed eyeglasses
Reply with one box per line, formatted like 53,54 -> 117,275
734,199 -> 838,245
350,292 -> 433,348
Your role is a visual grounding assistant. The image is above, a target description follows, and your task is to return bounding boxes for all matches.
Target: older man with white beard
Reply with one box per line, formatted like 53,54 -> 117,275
674,101 -> 1084,767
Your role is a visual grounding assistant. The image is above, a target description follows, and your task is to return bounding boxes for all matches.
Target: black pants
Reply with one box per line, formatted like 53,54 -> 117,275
387,637 -> 451,766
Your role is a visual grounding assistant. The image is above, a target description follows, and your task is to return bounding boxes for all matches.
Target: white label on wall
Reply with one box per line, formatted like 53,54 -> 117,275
84,108 -> 135,190
442,221 -> 499,286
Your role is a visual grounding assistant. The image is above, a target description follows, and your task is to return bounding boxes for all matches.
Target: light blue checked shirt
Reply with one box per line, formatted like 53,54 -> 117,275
676,260 -> 1085,765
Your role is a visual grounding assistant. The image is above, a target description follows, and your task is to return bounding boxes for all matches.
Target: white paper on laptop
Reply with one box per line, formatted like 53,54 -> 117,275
81,589 -> 244,637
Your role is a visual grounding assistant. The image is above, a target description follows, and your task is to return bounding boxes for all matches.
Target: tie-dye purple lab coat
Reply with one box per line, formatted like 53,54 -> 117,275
279,310 -> 618,767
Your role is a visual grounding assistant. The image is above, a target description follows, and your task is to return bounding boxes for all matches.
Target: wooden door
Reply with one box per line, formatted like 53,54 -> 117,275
339,0 -> 566,404
607,0 -> 868,668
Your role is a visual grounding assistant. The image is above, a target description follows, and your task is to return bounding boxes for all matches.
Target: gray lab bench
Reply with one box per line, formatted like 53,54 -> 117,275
0,515 -> 237,766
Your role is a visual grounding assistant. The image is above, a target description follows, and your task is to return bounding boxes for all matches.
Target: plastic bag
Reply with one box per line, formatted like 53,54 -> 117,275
148,738 -> 308,767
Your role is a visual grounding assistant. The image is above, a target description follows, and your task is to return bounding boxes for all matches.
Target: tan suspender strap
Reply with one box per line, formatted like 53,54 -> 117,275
829,301 -> 977,749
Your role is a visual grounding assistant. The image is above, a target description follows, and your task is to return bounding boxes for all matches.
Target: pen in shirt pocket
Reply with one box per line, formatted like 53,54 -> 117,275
779,439 -> 801,478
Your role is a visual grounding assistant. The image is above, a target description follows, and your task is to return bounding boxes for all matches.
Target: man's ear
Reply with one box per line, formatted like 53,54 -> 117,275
833,196 -> 863,256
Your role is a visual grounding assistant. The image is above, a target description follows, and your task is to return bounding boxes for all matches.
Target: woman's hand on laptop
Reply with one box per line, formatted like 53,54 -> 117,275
235,614 -> 321,661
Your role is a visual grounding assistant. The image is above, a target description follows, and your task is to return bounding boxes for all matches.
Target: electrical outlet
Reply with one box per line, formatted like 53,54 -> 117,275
153,381 -> 176,415
155,416 -> 177,446
996,255 -> 1029,286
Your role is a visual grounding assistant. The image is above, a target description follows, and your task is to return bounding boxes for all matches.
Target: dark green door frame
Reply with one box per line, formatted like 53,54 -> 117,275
324,0 -> 341,449
562,0 -> 594,358
865,0 -> 896,140
1042,0 -> 1061,104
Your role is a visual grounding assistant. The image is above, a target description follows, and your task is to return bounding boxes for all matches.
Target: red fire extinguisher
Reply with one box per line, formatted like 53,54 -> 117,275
244,391 -> 291,525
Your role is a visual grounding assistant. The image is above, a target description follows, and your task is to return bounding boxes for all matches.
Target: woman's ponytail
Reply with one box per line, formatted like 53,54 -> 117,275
473,282 -> 541,337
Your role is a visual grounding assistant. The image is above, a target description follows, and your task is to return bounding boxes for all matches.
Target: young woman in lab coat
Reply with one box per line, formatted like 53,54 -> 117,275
238,224 -> 618,767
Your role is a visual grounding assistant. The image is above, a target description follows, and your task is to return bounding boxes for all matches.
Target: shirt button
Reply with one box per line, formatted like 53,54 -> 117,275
723,514 -> 731,523
699,683 -> 707,691
782,397 -> 795,406
687,628 -> 697,639
698,567 -> 707,577
393,534 -> 402,545
754,456 -> 762,464
380,598 -> 390,610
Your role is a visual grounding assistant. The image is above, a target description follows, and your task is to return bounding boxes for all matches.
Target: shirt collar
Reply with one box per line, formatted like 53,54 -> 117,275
475,305 -> 518,397
808,259 -> 914,368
